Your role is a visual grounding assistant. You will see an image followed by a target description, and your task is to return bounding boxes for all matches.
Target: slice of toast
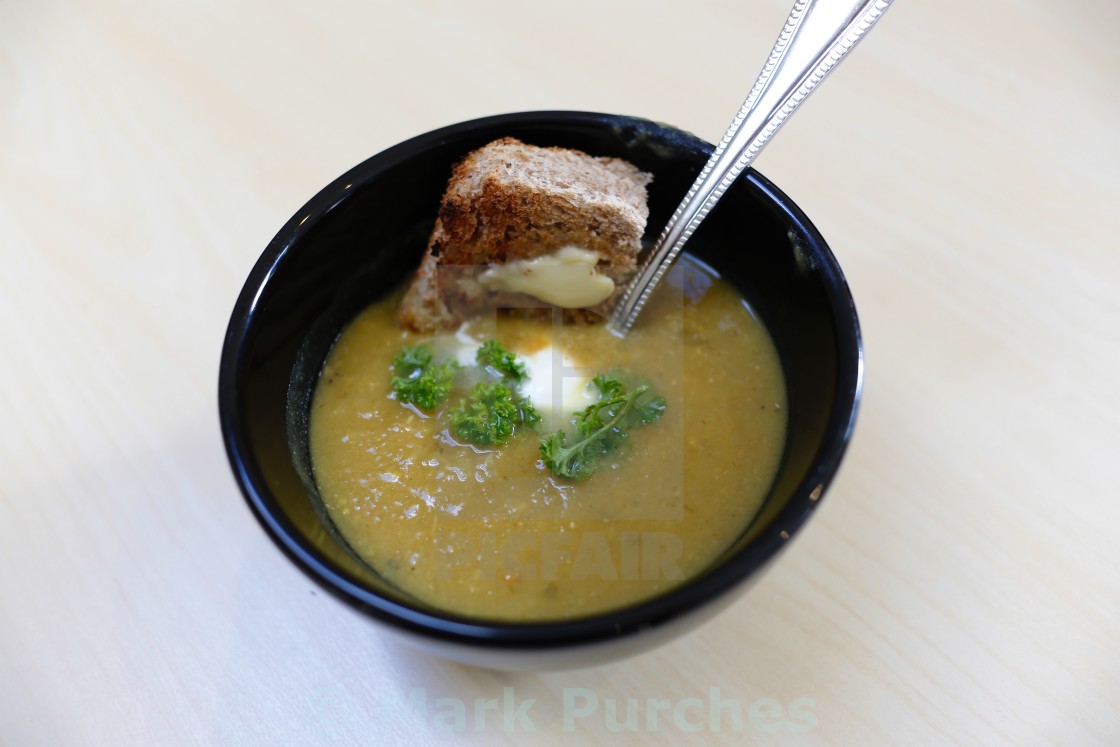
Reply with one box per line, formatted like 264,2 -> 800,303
399,137 -> 652,332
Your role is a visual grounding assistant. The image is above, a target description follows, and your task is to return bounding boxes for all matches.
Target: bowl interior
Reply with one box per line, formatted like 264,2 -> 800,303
221,112 -> 860,640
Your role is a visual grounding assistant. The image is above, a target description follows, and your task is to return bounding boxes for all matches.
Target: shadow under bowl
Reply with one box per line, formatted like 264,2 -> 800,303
218,111 -> 862,670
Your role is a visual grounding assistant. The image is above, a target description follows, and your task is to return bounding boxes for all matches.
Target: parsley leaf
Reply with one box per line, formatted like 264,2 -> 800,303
451,382 -> 541,446
540,374 -> 666,480
390,345 -> 455,410
475,339 -> 528,385
450,340 -> 539,445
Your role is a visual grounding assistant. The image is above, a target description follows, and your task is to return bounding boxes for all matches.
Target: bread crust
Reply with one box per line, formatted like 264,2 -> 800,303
399,138 -> 651,331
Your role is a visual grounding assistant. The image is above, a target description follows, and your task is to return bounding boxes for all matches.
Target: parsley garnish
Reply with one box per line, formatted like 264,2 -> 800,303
452,340 -> 539,445
450,382 -> 541,446
540,374 -> 666,480
388,341 -> 664,472
475,338 -> 528,384
390,345 -> 455,410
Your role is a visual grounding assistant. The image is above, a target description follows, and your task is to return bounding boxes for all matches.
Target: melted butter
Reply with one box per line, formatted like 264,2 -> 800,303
478,246 -> 614,308
518,345 -> 597,429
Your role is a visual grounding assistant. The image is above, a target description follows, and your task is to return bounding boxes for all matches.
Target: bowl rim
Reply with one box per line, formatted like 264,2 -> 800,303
218,110 -> 863,650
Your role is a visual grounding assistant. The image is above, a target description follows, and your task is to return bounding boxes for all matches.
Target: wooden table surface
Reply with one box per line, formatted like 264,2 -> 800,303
3,1 -> 1117,744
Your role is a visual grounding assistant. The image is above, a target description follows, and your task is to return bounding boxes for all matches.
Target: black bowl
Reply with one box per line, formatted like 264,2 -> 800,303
218,111 -> 862,670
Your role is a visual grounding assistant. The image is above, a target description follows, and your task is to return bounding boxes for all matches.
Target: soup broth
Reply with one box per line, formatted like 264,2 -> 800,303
308,258 -> 787,620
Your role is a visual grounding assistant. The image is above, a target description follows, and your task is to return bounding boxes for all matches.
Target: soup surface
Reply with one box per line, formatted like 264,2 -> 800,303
308,258 -> 787,620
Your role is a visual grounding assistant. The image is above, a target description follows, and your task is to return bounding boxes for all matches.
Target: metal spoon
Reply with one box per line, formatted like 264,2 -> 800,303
608,0 -> 894,336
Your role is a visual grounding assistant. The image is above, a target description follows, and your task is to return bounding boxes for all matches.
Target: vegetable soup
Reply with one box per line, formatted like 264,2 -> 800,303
308,257 -> 787,620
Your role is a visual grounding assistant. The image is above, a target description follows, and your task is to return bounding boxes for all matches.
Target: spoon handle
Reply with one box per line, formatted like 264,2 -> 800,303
609,0 -> 894,336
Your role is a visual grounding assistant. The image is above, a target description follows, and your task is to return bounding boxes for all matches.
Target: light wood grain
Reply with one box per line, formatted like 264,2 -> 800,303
2,0 -> 1118,744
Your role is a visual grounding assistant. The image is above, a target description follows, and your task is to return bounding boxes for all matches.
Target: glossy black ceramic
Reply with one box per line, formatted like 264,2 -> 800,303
218,111 -> 862,670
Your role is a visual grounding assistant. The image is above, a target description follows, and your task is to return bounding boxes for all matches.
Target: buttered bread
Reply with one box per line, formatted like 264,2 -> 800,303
399,138 -> 652,332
